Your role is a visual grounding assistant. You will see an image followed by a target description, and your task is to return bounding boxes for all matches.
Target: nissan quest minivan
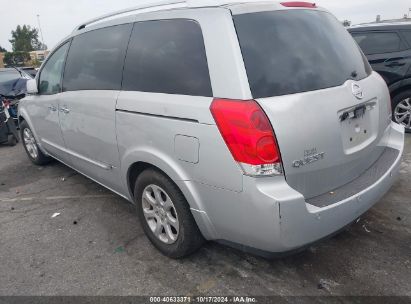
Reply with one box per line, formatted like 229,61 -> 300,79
19,0 -> 405,258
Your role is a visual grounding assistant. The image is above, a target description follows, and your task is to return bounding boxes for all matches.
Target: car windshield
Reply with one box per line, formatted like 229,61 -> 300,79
234,10 -> 372,98
0,70 -> 21,82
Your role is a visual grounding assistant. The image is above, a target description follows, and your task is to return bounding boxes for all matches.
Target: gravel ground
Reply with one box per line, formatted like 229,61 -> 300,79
0,135 -> 410,297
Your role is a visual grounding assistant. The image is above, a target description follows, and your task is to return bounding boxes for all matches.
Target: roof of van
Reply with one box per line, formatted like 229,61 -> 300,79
72,1 -> 322,33
49,1 -> 323,53
349,21 -> 411,31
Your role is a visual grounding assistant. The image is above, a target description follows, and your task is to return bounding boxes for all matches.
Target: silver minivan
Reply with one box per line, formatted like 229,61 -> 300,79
19,1 -> 405,258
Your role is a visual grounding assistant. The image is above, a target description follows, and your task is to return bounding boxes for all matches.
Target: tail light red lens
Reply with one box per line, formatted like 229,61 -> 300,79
281,2 -> 317,8
210,98 -> 283,176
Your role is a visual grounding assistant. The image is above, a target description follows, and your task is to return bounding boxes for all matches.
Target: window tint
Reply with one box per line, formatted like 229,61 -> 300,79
63,24 -> 132,91
234,10 -> 372,99
352,32 -> 401,55
122,19 -> 212,96
39,42 -> 70,95
401,31 -> 411,48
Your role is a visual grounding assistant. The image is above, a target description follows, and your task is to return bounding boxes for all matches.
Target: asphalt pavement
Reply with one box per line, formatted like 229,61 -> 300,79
0,136 -> 410,296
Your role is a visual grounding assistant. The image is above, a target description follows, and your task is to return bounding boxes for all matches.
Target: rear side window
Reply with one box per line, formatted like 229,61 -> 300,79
352,32 -> 402,55
234,10 -> 372,99
63,24 -> 132,91
122,19 -> 212,96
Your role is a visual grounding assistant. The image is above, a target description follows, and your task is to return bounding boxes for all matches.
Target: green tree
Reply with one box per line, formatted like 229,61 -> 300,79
34,40 -> 47,51
31,58 -> 42,68
9,25 -> 44,52
3,52 -> 30,67
0,45 -> 7,52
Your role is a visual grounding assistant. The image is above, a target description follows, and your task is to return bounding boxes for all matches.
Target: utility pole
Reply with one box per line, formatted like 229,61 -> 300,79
36,14 -> 46,50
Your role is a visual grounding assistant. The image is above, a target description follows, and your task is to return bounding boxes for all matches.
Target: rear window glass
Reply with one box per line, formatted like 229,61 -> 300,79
63,24 -> 132,91
234,10 -> 372,98
352,32 -> 402,55
122,19 -> 212,96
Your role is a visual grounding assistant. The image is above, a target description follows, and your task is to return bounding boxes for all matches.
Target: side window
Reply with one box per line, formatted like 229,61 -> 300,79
38,42 -> 70,95
353,32 -> 401,55
122,19 -> 212,97
401,31 -> 411,48
63,24 -> 132,91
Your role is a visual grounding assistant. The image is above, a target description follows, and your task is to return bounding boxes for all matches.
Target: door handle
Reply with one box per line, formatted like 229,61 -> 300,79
59,106 -> 70,114
48,105 -> 57,112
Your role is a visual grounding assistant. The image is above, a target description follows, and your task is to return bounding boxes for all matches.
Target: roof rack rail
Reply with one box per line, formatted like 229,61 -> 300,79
72,0 -> 188,32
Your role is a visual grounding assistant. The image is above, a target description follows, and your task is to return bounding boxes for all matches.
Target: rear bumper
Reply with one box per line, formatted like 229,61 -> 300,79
187,122 -> 404,255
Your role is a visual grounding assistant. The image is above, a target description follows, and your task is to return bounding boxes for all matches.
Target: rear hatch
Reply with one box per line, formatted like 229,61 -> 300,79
233,8 -> 391,198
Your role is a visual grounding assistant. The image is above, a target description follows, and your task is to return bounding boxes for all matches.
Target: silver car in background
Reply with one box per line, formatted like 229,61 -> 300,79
19,1 -> 405,258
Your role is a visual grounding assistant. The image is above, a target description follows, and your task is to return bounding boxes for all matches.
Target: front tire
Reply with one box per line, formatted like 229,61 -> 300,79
134,168 -> 205,258
20,120 -> 51,165
392,90 -> 411,133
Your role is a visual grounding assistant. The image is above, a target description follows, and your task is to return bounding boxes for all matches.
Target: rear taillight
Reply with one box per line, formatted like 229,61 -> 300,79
280,2 -> 317,8
210,98 -> 283,176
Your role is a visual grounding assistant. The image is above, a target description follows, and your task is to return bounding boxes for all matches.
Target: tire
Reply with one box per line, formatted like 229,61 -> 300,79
20,120 -> 51,165
134,168 -> 205,258
392,90 -> 411,133
7,135 -> 17,146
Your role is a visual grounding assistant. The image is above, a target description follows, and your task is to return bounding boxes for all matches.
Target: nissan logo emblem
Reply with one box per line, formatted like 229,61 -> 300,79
352,83 -> 364,100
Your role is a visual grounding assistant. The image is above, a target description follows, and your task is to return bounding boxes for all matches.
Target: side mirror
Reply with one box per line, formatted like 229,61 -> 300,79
26,79 -> 38,94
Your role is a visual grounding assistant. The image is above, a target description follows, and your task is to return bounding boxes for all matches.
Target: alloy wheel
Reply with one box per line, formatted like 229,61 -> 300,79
394,97 -> 411,130
23,128 -> 38,159
142,184 -> 180,244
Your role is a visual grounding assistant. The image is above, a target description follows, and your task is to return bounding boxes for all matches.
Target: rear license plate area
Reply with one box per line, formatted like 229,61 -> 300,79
339,100 -> 378,154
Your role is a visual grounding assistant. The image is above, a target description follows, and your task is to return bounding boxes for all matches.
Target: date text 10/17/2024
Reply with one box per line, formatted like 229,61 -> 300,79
149,296 -> 257,303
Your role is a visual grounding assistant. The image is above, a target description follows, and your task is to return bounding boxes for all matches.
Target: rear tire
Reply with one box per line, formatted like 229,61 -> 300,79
20,120 -> 51,165
392,90 -> 411,133
134,168 -> 205,258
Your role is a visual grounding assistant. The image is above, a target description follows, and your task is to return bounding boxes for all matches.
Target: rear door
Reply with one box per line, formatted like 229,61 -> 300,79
351,30 -> 409,85
59,24 -> 132,194
233,9 -> 392,198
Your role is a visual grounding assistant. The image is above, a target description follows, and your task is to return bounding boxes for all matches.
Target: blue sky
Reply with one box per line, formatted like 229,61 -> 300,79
1,0 -> 410,51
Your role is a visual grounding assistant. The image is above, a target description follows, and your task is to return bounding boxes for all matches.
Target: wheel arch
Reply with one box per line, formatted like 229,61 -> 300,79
18,114 -> 25,124
389,79 -> 411,102
127,161 -> 156,200
122,148 -> 197,207
123,151 -> 215,239
17,110 -> 48,154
